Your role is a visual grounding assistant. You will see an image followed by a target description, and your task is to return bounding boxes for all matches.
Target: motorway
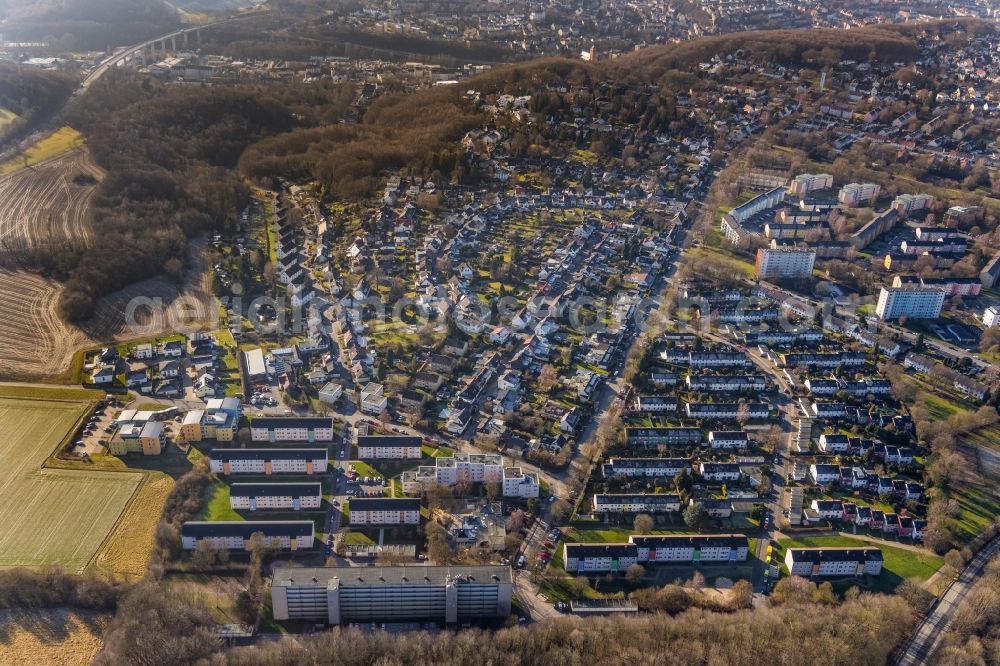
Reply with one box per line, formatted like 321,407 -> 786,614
895,534 -> 1000,666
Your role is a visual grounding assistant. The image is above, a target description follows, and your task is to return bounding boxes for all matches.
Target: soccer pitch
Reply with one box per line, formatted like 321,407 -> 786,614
0,398 -> 142,572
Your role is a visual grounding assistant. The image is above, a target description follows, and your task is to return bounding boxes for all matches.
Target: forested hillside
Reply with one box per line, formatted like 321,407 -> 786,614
0,0 -> 180,50
38,73 -> 354,320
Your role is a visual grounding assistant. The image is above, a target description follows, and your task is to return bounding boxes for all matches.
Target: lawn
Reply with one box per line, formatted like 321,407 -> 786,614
687,246 -> 756,280
776,535 -> 942,592
199,479 -> 242,522
422,444 -> 454,458
0,398 -> 143,573
0,107 -> 19,132
349,460 -> 384,479
0,127 -> 84,175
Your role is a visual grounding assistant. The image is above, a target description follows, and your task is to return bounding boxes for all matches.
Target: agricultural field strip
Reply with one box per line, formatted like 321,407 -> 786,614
0,398 -> 142,572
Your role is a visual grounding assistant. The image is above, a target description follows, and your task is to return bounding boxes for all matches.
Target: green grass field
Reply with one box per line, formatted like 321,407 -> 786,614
776,535 -> 942,592
0,107 -> 20,134
0,127 -> 84,175
0,398 -> 142,572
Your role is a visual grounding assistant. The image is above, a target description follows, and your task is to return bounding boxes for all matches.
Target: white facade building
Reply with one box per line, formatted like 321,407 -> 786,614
875,287 -> 945,321
754,248 -> 817,279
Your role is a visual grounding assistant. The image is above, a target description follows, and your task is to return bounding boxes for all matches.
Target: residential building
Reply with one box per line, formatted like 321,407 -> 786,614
983,306 -> 1000,328
563,544 -> 638,573
181,521 -> 314,551
838,183 -> 880,207
784,547 -> 883,577
251,417 -> 335,443
229,483 -> 323,512
209,448 -> 328,476
625,427 -> 702,446
707,431 -> 750,449
810,464 -> 840,484
629,534 -> 749,563
357,435 -> 422,460
318,382 -> 343,405
788,173 -> 833,197
754,248 -> 816,279
875,287 -> 945,321
349,498 -> 421,526
686,375 -> 766,393
601,458 -> 690,479
685,403 -> 769,420
501,467 -> 540,498
109,420 -> 164,456
271,565 -> 512,625
592,494 -> 681,514
698,462 -> 741,482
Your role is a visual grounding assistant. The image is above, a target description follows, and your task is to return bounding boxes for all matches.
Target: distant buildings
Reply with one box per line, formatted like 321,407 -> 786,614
892,193 -> 934,217
837,183 -> 880,207
754,247 -> 816,279
788,173 -> 833,197
875,287 -> 945,321
271,565 -> 513,625
851,209 -> 898,250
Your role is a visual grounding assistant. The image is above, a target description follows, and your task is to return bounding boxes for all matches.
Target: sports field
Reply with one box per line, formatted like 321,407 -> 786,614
0,397 -> 142,572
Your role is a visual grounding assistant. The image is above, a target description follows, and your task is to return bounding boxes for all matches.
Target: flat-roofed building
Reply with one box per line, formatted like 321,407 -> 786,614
754,247 -> 816,279
875,287 -> 945,321
181,520 -> 314,551
109,420 -> 164,456
229,482 -> 322,512
271,565 -> 513,625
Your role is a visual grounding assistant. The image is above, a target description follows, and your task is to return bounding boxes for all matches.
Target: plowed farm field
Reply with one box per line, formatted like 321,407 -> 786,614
0,148 -> 102,251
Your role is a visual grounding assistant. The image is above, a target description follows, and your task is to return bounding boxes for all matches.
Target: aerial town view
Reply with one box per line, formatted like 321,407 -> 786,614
1,0 -> 1000,664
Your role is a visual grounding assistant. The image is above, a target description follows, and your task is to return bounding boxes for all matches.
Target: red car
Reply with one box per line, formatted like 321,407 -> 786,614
543,541 -> 554,549
539,552 -> 550,562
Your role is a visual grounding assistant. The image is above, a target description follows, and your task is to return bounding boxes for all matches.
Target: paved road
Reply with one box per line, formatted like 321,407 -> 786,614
895,535 -> 1000,666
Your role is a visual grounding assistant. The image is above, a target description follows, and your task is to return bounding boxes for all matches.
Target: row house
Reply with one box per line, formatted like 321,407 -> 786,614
707,431 -> 750,449
810,464 -> 840,485
685,375 -> 767,393
592,494 -> 682,514
635,396 -> 678,413
602,458 -> 691,479
688,352 -> 752,368
698,463 -> 741,482
626,427 -> 702,447
811,402 -> 846,419
810,499 -> 844,520
685,403 -> 770,420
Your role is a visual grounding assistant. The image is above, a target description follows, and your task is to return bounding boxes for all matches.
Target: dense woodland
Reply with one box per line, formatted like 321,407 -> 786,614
40,73 -> 333,320
0,64 -> 77,145
87,586 -> 913,665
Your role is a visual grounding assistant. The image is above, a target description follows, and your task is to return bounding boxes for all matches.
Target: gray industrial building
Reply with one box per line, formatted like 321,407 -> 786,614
271,565 -> 513,625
